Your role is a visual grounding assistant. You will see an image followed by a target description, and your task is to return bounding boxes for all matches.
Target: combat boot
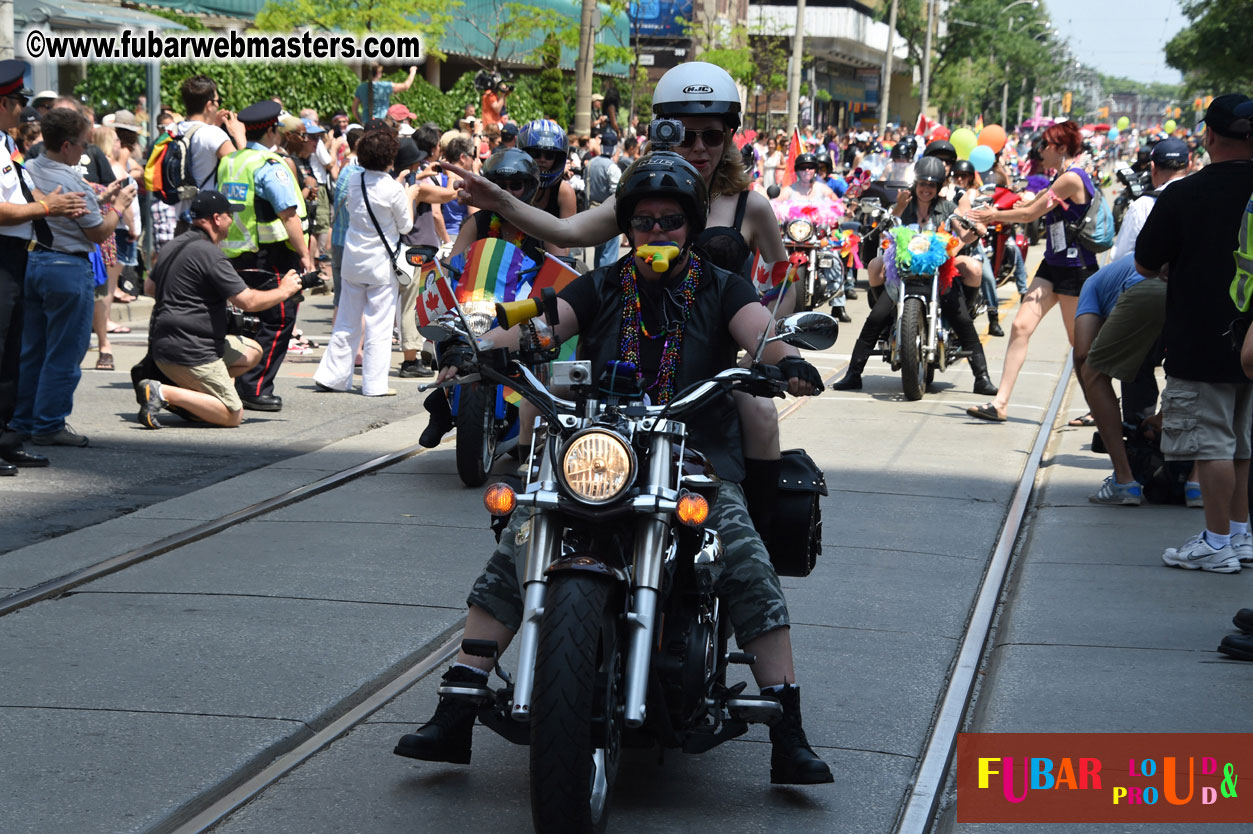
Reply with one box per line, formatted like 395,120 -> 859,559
833,342 -> 873,391
969,352 -> 999,397
768,684 -> 834,785
987,309 -> 1004,337
393,666 -> 487,764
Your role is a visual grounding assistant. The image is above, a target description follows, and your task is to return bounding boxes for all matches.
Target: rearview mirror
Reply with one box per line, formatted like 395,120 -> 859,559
406,245 -> 439,266
776,312 -> 838,351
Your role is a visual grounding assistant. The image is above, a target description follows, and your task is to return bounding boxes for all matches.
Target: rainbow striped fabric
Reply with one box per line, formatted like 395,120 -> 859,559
446,238 -> 536,305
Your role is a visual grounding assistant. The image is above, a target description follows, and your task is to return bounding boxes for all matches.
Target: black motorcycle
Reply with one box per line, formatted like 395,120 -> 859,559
423,298 -> 836,834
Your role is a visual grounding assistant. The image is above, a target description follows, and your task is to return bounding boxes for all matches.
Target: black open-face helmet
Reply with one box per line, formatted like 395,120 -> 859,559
615,151 -> 709,239
482,148 -> 541,205
923,140 -> 957,165
813,149 -> 833,173
952,159 -> 976,179
891,137 -> 917,161
794,152 -> 819,171
914,156 -> 948,186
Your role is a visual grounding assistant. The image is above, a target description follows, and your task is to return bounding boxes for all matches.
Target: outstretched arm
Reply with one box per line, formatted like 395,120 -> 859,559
441,161 -> 619,248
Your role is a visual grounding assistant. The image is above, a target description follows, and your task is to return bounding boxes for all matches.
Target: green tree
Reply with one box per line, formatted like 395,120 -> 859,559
255,0 -> 455,58
1164,0 -> 1253,93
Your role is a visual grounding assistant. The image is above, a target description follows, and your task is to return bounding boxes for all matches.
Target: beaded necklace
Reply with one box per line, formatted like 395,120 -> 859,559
618,253 -> 702,404
487,212 -> 526,247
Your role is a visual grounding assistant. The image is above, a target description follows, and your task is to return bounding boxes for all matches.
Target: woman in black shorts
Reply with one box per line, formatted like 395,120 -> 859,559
964,121 -> 1098,421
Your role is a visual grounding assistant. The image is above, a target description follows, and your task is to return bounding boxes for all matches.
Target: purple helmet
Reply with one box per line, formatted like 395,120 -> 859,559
518,119 -> 569,188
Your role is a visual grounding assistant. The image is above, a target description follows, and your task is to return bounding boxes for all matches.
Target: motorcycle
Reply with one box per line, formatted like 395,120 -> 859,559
1112,163 -> 1151,232
875,220 -> 970,401
414,239 -> 579,487
422,302 -> 837,834
982,184 -> 1029,287
772,199 -> 849,316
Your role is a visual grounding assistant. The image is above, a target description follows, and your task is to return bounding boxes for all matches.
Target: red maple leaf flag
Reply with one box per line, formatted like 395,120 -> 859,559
749,252 -> 795,299
915,113 -> 936,137
416,260 -> 458,327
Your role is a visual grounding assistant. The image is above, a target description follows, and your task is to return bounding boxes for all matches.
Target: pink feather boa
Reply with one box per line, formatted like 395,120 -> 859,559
770,198 -> 845,229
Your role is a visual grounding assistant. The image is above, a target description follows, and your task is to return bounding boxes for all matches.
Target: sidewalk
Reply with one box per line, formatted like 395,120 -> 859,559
941,376 -> 1252,833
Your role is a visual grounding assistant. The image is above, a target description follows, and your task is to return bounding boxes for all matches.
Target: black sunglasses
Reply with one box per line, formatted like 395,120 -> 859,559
679,128 -> 726,149
529,149 -> 565,162
496,178 -> 532,192
628,214 -> 686,232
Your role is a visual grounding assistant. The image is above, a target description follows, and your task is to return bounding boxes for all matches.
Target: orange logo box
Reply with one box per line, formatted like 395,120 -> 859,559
956,733 -> 1253,823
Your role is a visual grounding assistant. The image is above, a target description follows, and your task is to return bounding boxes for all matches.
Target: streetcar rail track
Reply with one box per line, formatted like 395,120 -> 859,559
10,345 -> 1064,834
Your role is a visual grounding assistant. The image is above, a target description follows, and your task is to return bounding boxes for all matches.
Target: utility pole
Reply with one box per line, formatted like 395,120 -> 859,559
920,0 -> 934,117
573,0 -> 597,136
879,0 -> 899,134
786,0 -> 806,133
0,0 -> 13,59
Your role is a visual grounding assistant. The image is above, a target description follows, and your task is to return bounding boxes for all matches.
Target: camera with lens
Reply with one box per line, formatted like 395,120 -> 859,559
648,118 -> 685,151
1115,164 -> 1149,199
474,69 -> 512,94
227,304 -> 261,337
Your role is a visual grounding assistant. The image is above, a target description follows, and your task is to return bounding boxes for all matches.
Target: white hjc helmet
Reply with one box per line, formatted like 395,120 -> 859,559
652,62 -> 742,130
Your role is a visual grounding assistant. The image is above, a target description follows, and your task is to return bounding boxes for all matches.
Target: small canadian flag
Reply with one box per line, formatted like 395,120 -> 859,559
749,253 -> 795,299
416,260 -> 458,327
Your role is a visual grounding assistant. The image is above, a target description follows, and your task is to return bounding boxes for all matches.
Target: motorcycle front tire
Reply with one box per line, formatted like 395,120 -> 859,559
455,384 -> 498,487
530,573 -> 623,834
899,297 -> 927,401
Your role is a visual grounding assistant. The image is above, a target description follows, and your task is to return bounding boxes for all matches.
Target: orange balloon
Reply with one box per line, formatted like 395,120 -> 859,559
978,124 -> 1007,153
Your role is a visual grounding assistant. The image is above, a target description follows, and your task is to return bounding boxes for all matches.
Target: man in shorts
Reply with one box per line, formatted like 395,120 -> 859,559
1135,94 -> 1253,573
136,190 -> 301,429
1073,254 -> 1165,505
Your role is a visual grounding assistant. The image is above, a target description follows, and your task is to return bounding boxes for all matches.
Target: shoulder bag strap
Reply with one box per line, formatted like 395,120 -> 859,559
361,171 -> 398,262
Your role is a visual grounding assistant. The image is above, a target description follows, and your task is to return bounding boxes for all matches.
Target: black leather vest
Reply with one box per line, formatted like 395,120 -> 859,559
578,257 -> 746,483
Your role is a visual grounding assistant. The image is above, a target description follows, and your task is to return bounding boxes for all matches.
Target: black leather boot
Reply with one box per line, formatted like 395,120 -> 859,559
970,351 -> 999,397
962,283 -> 983,317
742,458 -> 781,542
419,390 -> 455,448
833,341 -> 873,390
393,666 -> 486,764
768,685 -> 834,785
987,309 -> 1004,337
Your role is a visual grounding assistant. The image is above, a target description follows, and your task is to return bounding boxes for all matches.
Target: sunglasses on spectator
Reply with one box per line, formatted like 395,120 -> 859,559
3,94 -> 27,107
628,214 -> 686,232
679,128 -> 726,149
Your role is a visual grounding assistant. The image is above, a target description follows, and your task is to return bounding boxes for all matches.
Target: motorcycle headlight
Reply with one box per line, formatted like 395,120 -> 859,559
786,219 -> 814,243
462,301 -> 495,337
559,430 -> 636,505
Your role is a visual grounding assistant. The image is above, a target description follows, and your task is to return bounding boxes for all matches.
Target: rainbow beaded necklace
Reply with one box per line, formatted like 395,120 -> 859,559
487,212 -> 526,248
618,253 -> 702,404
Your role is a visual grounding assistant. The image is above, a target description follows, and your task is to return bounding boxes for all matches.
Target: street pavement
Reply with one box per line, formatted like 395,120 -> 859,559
2,248 -> 1249,834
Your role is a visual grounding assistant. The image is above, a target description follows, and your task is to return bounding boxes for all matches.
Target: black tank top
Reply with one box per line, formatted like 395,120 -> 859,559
538,184 -> 561,218
694,191 -> 752,277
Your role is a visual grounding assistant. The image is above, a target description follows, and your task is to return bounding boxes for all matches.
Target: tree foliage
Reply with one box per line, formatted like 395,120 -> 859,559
255,0 -> 455,59
1164,0 -> 1253,93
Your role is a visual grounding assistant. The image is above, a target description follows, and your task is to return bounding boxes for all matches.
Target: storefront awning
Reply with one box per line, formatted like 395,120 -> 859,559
17,0 -> 189,30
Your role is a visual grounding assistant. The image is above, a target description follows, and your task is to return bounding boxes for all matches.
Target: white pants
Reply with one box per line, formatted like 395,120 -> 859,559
314,277 -> 397,396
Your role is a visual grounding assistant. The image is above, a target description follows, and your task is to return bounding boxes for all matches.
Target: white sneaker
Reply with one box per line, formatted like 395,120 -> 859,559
1232,532 -> 1253,563
1162,534 -> 1241,573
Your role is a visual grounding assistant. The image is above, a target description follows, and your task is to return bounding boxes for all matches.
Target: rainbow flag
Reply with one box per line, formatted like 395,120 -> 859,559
528,253 -> 581,298
446,238 -> 535,305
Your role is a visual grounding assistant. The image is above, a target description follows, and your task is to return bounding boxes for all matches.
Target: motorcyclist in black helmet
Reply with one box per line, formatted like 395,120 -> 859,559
834,155 -> 998,395
777,152 -> 838,201
395,151 -> 834,787
448,147 -> 549,261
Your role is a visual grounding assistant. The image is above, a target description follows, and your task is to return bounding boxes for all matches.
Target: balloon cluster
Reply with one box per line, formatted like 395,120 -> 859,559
941,124 -> 1009,173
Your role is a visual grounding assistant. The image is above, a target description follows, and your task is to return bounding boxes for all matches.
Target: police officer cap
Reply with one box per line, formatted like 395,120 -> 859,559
238,100 -> 282,129
0,60 -> 32,100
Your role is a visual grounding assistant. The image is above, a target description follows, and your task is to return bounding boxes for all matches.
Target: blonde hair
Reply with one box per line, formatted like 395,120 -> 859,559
708,134 -> 750,199
439,129 -> 469,155
91,125 -> 116,158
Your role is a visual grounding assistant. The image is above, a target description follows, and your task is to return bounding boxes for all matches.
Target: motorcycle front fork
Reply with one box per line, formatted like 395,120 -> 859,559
509,434 -> 671,730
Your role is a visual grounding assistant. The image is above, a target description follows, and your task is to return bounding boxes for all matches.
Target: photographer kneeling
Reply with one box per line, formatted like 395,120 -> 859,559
137,190 -> 302,429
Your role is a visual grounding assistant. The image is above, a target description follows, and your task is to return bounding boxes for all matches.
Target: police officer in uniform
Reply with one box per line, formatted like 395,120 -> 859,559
0,60 -> 86,473
217,100 -> 312,412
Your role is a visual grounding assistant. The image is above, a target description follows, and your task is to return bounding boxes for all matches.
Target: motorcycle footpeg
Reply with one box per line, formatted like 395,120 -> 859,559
726,651 -> 756,666
461,638 -> 499,658
437,683 -> 493,703
727,695 -> 784,726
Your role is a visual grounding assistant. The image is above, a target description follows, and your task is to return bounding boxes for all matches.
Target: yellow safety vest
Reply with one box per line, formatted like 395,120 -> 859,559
217,147 -> 307,258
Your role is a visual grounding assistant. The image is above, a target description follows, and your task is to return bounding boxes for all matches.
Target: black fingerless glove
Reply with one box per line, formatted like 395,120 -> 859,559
776,356 -> 825,394
438,338 -> 476,372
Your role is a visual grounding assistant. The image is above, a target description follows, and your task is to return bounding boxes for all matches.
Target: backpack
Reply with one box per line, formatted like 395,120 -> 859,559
1066,178 -> 1115,253
144,122 -> 213,206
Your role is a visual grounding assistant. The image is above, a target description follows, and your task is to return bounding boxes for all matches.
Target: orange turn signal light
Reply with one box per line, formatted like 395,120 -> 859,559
676,491 -> 709,527
484,483 -> 517,516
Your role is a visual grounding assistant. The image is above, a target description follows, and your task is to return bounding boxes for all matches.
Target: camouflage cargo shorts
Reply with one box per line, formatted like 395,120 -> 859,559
467,481 -> 790,645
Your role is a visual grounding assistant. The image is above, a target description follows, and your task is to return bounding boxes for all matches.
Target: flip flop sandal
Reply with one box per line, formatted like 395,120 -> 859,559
113,291 -> 136,303
95,352 -> 115,371
106,324 -> 131,334
1068,412 -> 1096,427
967,403 -> 1006,422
